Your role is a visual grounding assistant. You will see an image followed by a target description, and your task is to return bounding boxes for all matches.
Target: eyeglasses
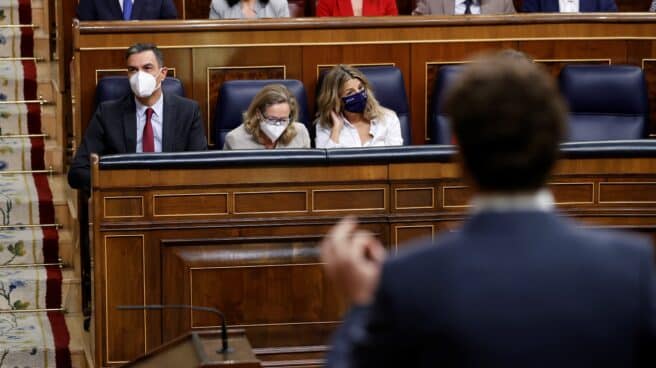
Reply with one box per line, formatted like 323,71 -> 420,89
262,116 -> 290,125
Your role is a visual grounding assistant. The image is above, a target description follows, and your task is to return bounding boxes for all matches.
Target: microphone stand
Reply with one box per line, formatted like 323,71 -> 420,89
117,304 -> 232,354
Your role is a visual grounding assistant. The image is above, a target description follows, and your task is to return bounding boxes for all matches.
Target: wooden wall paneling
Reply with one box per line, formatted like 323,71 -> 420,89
392,222 -> 435,251
630,40 -> 656,137
184,0 -> 211,18
103,234 -> 147,364
174,0 -> 185,18
616,0 -> 652,11
77,49 -> 125,145
391,182 -> 440,213
518,39 -> 627,70
598,177 -> 656,205
192,46 -> 302,147
410,41 -> 517,144
161,48 -> 194,98
301,44 -> 411,122
547,180 -> 596,206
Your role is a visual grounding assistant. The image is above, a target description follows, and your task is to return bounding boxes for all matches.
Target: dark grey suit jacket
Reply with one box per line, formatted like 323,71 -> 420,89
329,211 -> 656,367
68,93 -> 207,192
76,0 -> 178,20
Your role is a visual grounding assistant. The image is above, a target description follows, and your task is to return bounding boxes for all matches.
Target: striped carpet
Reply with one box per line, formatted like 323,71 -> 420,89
0,0 -> 71,366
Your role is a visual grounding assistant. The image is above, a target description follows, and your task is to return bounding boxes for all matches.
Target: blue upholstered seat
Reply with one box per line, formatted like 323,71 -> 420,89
559,65 -> 649,141
94,76 -> 185,106
213,80 -> 310,149
428,65 -> 462,145
316,66 -> 412,145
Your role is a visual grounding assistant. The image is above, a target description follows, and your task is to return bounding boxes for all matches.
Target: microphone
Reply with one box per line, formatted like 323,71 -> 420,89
117,304 -> 231,354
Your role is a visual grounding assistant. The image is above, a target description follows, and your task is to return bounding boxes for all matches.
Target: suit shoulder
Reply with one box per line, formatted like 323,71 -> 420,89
384,230 -> 462,272
98,94 -> 131,109
572,226 -> 653,257
167,93 -> 199,106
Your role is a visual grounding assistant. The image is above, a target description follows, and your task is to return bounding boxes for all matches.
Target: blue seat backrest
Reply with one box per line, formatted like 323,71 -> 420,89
94,76 -> 185,108
428,65 -> 462,145
559,65 -> 649,141
316,66 -> 412,145
213,79 -> 310,149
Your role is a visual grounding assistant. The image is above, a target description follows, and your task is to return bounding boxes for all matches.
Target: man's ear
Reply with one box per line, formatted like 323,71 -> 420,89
160,66 -> 168,80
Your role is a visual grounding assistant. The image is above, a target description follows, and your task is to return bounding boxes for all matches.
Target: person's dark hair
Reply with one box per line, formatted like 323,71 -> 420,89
444,52 -> 567,192
126,43 -> 164,67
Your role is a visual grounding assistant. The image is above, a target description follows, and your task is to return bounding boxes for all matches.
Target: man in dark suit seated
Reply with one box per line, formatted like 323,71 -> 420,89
320,52 -> 656,367
522,0 -> 616,12
76,0 -> 178,21
68,43 -> 207,193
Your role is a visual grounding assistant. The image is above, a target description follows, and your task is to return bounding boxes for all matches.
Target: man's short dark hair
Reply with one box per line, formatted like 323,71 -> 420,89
126,43 -> 164,67
444,52 -> 567,192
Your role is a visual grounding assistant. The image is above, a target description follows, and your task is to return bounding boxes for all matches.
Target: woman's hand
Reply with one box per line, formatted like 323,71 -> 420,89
330,110 -> 343,144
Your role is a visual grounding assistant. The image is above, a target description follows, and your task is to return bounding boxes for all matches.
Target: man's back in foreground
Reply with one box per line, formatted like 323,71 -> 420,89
333,210 -> 655,367
321,52 -> 656,367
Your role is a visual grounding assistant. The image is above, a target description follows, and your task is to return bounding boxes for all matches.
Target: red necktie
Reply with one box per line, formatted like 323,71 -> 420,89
142,107 -> 154,153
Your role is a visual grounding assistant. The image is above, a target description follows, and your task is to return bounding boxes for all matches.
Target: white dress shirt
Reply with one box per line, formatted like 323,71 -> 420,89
315,109 -> 403,148
455,0 -> 481,14
470,189 -> 555,214
558,0 -> 579,12
118,0 -> 125,11
135,93 -> 164,153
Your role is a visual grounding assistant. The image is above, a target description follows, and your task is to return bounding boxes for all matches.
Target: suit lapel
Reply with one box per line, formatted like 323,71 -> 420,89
162,93 -> 176,152
130,0 -> 142,19
445,0 -> 455,15
111,0 -> 124,19
123,97 -> 137,152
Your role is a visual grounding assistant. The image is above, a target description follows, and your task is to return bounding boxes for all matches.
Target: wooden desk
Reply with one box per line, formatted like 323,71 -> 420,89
72,14 -> 656,149
91,143 -> 656,367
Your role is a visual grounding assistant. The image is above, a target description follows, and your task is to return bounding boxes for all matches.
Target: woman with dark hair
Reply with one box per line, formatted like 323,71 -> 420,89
209,0 -> 289,18
224,84 -> 310,149
315,65 -> 402,148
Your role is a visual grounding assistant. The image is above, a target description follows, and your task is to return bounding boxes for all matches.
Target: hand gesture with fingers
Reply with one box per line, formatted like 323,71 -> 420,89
320,216 -> 386,305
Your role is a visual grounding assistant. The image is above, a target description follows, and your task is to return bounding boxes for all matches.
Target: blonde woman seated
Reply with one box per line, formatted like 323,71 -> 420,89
315,65 -> 403,148
224,84 -> 311,150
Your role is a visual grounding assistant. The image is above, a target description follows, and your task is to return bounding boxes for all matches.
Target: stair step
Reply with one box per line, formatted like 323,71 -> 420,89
58,228 -> 75,269
67,313 -> 92,368
33,31 -> 49,61
44,137 -> 63,172
49,174 -> 74,231
62,267 -> 81,313
40,102 -> 57,139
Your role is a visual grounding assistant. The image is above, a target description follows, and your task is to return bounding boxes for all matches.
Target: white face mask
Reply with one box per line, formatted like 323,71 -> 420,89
129,70 -> 160,98
259,119 -> 289,142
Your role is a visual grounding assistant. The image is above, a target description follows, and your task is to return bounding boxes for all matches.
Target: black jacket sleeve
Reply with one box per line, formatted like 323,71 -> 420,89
68,105 -> 107,193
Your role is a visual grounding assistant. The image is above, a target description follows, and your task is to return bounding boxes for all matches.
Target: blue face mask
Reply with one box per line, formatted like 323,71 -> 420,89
341,90 -> 367,113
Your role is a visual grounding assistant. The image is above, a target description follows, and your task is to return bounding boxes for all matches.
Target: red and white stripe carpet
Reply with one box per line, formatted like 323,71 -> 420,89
0,0 -> 71,366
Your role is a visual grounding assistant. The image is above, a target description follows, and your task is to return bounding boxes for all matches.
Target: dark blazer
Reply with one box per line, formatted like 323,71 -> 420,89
316,0 -> 398,16
68,93 -> 207,192
76,0 -> 178,20
522,0 -> 617,12
329,211 -> 656,367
